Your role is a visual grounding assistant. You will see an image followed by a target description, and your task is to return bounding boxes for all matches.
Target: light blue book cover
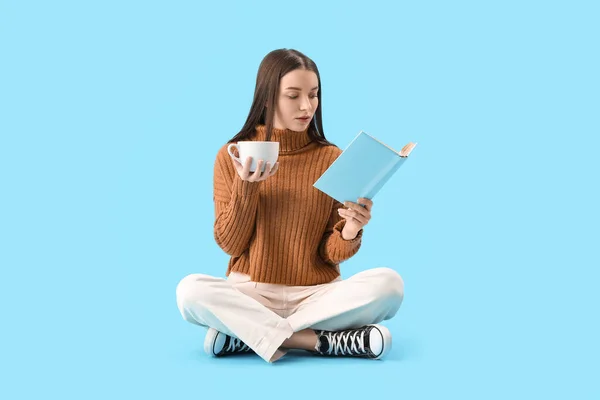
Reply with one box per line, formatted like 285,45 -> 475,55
313,131 -> 417,204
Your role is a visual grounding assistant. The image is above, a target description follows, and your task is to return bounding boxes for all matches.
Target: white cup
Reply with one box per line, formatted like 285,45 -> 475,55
227,141 -> 279,172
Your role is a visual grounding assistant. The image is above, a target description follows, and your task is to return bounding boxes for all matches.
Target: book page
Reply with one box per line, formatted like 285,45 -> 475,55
400,142 -> 418,157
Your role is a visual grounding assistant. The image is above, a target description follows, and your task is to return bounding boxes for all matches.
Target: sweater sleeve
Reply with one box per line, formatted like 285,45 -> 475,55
318,199 -> 363,265
213,146 -> 261,257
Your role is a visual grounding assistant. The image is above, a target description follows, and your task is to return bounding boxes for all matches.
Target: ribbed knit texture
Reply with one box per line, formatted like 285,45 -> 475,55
213,124 -> 363,285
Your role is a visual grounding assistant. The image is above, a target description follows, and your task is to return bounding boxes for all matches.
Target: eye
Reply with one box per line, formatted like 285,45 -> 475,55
287,94 -> 318,99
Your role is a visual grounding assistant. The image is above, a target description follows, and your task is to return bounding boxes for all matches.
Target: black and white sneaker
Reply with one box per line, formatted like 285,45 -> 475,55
314,324 -> 391,359
204,327 -> 252,357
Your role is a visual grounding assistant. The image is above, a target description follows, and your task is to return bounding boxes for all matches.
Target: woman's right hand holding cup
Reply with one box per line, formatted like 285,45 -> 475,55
232,156 -> 278,182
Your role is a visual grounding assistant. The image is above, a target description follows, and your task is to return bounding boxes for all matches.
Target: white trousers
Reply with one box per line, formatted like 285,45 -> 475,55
176,267 -> 404,363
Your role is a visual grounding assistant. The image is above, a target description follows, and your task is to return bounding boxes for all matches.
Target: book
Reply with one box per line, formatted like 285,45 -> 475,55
313,131 -> 417,204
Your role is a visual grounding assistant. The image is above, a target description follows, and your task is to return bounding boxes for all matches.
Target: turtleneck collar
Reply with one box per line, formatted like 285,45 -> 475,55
252,124 -> 313,153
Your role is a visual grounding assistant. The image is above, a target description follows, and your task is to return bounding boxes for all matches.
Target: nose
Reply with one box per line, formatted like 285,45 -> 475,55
299,96 -> 313,112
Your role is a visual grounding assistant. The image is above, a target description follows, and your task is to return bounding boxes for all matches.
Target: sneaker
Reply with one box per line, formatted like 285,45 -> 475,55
314,324 -> 391,359
204,327 -> 252,357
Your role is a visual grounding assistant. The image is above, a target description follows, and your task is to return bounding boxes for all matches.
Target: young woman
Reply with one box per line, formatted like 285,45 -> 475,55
176,48 -> 404,363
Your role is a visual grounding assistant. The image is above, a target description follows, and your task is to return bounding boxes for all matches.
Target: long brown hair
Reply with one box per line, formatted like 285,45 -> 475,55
228,48 -> 335,146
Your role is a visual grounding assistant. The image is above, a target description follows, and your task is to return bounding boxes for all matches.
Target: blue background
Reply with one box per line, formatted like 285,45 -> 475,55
1,0 -> 599,398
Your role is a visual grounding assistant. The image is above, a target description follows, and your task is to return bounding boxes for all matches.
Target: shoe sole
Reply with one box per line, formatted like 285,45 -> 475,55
203,327 -> 219,357
370,324 -> 392,359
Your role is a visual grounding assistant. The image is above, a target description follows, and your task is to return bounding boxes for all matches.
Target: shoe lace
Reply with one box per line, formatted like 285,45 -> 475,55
323,329 -> 367,356
226,337 -> 251,353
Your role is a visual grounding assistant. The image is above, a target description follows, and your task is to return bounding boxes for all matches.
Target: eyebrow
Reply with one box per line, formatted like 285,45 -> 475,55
284,86 -> 319,91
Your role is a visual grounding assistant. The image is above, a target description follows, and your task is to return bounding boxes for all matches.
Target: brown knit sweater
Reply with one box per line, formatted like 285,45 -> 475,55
213,124 -> 363,286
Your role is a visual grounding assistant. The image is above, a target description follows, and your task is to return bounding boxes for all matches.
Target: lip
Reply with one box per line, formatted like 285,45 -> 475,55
296,116 -> 311,120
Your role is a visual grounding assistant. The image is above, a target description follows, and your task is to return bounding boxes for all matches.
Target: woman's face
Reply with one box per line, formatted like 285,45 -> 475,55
273,69 -> 319,131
